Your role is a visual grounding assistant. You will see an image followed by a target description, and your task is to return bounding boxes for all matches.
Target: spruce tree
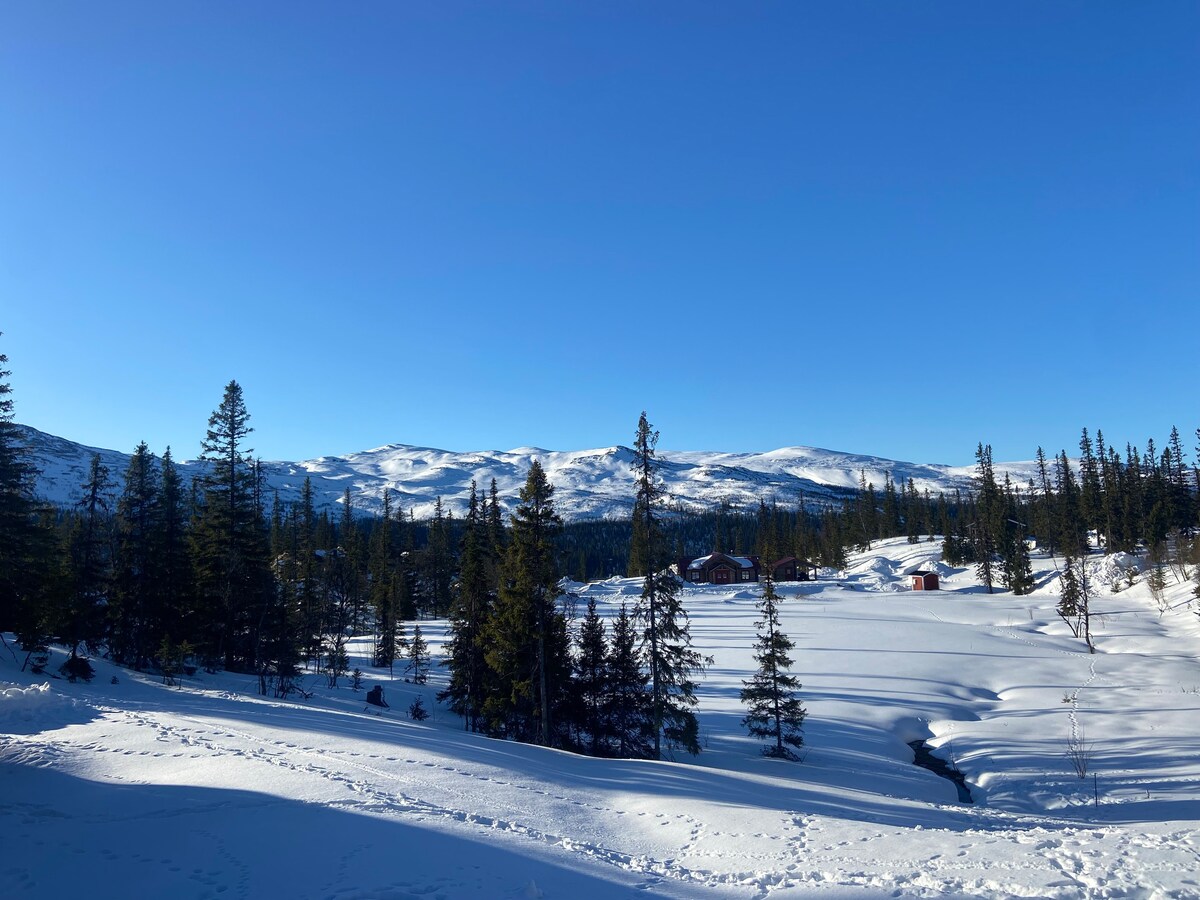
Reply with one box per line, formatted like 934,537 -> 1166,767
62,454 -> 113,659
321,489 -> 361,685
441,481 -> 493,730
482,461 -> 567,745
1054,452 -> 1088,559
156,447 -> 193,649
632,412 -> 704,758
407,622 -> 430,684
370,489 -> 401,673
999,475 -> 1035,595
424,497 -> 453,616
740,566 -> 805,759
1057,557 -> 1082,637
296,477 -> 321,663
1078,429 -> 1102,547
1032,446 -> 1058,563
574,595 -> 610,755
111,442 -> 163,667
0,339 -> 54,657
973,444 -> 1001,594
606,602 -> 654,759
191,380 -> 272,670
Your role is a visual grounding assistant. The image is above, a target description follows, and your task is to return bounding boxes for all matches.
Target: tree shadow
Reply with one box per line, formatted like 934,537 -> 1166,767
0,763 -> 668,900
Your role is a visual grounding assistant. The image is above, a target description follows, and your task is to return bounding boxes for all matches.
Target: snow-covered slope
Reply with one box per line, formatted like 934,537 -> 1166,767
16,424 -> 1041,521
3,539 -> 1198,897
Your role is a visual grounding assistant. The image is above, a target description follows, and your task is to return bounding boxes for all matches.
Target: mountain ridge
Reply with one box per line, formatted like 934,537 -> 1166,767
16,424 -> 1037,521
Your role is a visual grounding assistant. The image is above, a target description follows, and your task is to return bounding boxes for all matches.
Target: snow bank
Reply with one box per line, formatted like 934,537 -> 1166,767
0,682 -> 94,735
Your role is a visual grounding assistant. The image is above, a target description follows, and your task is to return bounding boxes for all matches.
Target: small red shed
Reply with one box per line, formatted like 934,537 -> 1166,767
911,570 -> 939,591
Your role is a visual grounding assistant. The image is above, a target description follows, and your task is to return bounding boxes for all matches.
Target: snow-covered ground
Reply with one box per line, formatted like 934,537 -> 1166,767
4,539 -> 1200,898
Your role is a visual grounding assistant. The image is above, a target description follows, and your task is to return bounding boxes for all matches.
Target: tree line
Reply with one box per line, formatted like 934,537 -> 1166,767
7,336 -> 1193,759
0,351 -> 805,760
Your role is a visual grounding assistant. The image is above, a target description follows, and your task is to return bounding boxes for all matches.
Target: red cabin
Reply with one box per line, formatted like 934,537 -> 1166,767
911,571 -> 939,591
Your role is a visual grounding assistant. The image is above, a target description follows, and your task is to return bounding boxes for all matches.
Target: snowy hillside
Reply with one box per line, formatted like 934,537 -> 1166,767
4,538 -> 1199,897
16,424 -> 1042,521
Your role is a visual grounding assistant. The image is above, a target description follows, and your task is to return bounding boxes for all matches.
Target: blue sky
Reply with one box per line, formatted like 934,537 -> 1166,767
2,2 -> 1197,466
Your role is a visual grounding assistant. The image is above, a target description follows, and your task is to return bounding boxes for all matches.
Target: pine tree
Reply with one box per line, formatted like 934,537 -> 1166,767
574,595 -> 609,755
1078,428 -> 1102,548
740,567 -> 805,759
370,489 -> 401,673
1057,557 -> 1082,637
1057,556 -> 1094,652
1031,446 -> 1058,563
296,477 -> 321,663
407,622 -> 430,684
156,447 -> 193,650
424,497 -> 453,616
999,475 -> 1035,595
320,490 -> 361,686
62,454 -> 113,659
973,444 -> 1001,594
1055,452 -> 1088,559
631,412 -> 705,758
482,461 -> 567,745
440,481 -> 493,730
606,602 -> 654,759
0,338 -> 54,658
110,442 -> 163,667
191,380 -> 273,670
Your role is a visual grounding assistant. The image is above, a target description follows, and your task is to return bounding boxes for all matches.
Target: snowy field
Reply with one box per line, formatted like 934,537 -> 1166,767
4,538 -> 1200,898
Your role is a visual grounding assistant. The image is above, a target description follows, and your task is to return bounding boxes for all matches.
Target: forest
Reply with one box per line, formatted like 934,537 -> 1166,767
2,351 -> 1198,763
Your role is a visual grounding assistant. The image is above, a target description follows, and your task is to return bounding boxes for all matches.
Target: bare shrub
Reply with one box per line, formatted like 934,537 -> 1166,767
1067,721 -> 1094,779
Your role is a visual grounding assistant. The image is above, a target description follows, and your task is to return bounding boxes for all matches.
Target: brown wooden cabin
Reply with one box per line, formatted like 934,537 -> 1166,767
678,552 -> 760,585
770,556 -> 820,582
911,570 -> 940,591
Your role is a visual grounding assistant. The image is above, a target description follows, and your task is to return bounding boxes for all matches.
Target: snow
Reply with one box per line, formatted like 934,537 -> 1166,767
18,423 -> 1044,523
4,539 -> 1200,897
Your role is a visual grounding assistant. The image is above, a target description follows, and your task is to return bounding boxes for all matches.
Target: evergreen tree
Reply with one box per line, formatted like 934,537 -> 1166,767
440,481 -> 493,730
606,602 -> 654,759
320,490 -> 361,685
62,454 -> 113,658
999,475 -> 1034,595
1057,556 -> 1082,636
1032,447 -> 1058,564
740,566 -> 806,759
574,595 -> 610,755
488,478 -> 506,560
423,497 -> 453,616
1078,428 -> 1102,547
191,380 -> 272,670
110,442 -> 163,667
627,509 -> 649,577
296,477 -> 322,663
1122,444 -> 1145,549
972,444 -> 1001,594
482,461 -> 567,746
631,412 -> 704,758
407,622 -> 430,684
370,489 -> 401,673
0,339 -> 55,658
156,447 -> 193,650
1054,452 -> 1088,559
1057,556 -> 1094,652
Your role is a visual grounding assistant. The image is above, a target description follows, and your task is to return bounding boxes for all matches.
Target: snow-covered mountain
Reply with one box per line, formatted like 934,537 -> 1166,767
16,424 -> 1037,521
